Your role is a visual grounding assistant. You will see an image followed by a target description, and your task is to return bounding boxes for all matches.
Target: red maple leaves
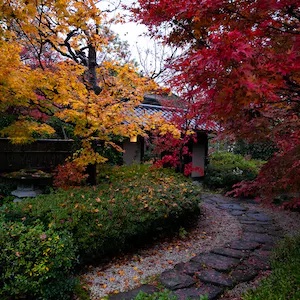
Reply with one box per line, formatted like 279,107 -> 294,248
133,0 -> 300,207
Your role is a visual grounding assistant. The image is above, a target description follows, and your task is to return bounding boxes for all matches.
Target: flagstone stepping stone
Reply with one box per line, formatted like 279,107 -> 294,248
160,269 -> 196,290
109,284 -> 158,300
260,243 -> 277,251
230,267 -> 258,283
242,225 -> 271,234
246,212 -> 272,222
174,285 -> 223,300
252,249 -> 272,260
229,210 -> 246,216
204,195 -> 228,204
190,253 -> 240,272
196,269 -> 235,287
243,255 -> 271,270
175,261 -> 204,276
212,247 -> 249,259
239,219 -> 272,225
218,203 -> 247,211
241,232 -> 278,244
261,224 -> 282,231
228,240 -> 260,251
235,198 -> 257,204
266,232 -> 284,238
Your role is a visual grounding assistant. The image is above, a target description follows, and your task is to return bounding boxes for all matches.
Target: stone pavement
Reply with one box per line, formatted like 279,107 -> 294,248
110,194 -> 284,300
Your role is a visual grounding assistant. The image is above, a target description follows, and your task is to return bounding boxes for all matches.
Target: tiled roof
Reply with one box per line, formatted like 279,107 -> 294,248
135,104 -> 219,132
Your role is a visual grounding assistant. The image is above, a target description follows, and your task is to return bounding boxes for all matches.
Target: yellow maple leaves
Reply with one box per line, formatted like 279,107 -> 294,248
0,0 -> 178,167
1,120 -> 55,144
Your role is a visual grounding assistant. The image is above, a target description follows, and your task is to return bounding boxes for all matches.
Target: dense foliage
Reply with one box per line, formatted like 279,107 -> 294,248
132,0 -> 300,207
0,217 -> 77,300
243,235 -> 300,300
233,140 -> 277,161
0,0 -> 174,169
203,151 -> 263,192
0,165 -> 201,298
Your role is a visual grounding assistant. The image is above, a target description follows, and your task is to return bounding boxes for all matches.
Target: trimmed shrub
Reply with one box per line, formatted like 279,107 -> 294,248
0,217 -> 77,300
233,139 -> 276,161
3,165 -> 201,265
204,151 -> 264,191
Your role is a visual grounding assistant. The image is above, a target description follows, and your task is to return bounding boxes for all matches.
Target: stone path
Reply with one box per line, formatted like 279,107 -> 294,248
109,194 -> 284,300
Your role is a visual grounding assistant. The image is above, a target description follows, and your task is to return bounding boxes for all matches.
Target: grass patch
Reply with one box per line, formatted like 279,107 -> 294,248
243,235 -> 300,300
133,290 -> 208,300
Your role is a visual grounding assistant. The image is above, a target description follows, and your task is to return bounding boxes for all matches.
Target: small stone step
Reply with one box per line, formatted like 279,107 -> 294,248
228,240 -> 260,251
160,269 -> 196,290
174,261 -> 205,276
191,253 -> 240,272
218,203 -> 247,211
196,269 -> 235,287
230,266 -> 258,283
241,232 -> 278,244
246,212 -> 272,222
212,247 -> 249,259
242,255 -> 271,271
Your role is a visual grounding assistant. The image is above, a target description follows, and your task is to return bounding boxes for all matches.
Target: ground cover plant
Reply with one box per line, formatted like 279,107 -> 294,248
243,234 -> 300,300
203,151 -> 264,192
0,165 -> 201,299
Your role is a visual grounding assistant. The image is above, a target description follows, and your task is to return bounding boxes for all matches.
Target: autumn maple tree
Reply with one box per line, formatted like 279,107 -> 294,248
133,0 -> 300,207
0,0 -> 162,168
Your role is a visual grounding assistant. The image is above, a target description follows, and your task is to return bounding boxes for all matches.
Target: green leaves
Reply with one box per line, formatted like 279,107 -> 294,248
0,218 -> 77,299
4,165 -> 201,265
203,151 -> 263,191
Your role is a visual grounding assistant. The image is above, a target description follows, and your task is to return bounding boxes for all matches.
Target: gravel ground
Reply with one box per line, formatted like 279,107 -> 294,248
82,202 -> 243,299
81,199 -> 300,300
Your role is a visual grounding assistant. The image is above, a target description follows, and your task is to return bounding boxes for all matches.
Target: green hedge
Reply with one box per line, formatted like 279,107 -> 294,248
0,165 -> 201,298
0,217 -> 77,300
203,151 -> 264,191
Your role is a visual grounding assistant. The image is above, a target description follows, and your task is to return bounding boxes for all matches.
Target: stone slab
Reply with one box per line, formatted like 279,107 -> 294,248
246,212 -> 272,222
175,261 -> 204,275
160,269 -> 196,290
109,285 -> 158,300
218,203 -> 247,211
230,267 -> 258,283
228,240 -> 260,251
191,253 -> 239,272
212,247 -> 249,259
12,188 -> 42,198
197,269 -> 235,287
174,285 -> 223,300
243,255 -> 271,270
242,225 -> 270,234
252,249 -> 272,261
260,243 -> 278,251
241,232 -> 278,244
239,220 -> 272,225
230,210 -> 246,216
